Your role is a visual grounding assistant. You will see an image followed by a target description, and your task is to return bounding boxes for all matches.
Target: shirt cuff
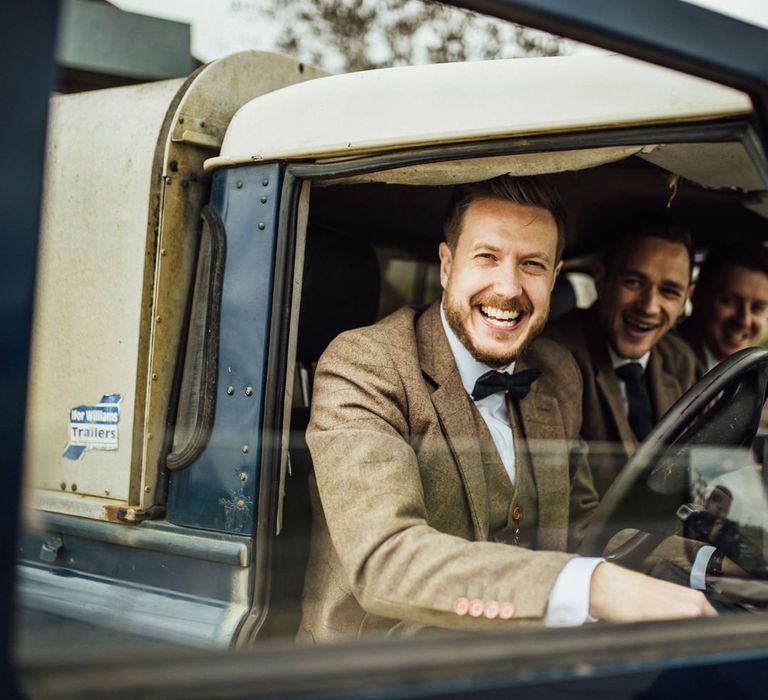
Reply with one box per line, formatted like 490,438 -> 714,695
546,557 -> 604,627
690,545 -> 717,590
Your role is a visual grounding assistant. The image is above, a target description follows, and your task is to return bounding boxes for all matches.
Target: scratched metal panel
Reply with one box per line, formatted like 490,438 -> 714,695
24,79 -> 183,505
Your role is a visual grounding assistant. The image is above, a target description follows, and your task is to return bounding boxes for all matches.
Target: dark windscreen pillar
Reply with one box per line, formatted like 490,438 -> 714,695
166,163 -> 283,534
0,1 -> 61,697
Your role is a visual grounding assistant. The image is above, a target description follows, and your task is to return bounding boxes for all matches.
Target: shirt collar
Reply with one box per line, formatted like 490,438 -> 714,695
703,344 -> 720,372
607,343 -> 650,372
440,304 -> 515,397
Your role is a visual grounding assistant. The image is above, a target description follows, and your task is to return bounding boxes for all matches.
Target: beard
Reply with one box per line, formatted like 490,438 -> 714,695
443,292 -> 546,368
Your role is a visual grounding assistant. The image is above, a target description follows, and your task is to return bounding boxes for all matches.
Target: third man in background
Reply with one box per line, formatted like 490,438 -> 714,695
678,239 -> 768,374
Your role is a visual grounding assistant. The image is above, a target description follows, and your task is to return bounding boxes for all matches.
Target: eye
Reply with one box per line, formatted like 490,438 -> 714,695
474,252 -> 497,262
660,286 -> 682,299
522,259 -> 547,272
718,294 -> 736,307
752,303 -> 768,315
621,276 -> 642,290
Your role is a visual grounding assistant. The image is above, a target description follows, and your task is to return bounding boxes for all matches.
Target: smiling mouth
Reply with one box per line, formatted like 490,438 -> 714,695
622,315 -> 661,337
479,304 -> 523,329
722,327 -> 751,346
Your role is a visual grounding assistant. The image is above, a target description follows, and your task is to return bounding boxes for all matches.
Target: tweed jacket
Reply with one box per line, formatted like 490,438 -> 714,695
544,305 -> 699,498
299,302 -> 599,643
675,318 -> 709,377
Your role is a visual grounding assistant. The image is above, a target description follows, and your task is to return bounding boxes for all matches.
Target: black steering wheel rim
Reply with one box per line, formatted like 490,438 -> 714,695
577,346 -> 768,557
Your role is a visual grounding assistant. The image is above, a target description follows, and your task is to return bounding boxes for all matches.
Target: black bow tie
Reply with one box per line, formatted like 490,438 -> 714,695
471,368 -> 542,401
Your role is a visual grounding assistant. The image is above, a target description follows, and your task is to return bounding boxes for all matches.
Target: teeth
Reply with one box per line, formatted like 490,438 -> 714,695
482,305 -> 520,321
626,318 -> 656,331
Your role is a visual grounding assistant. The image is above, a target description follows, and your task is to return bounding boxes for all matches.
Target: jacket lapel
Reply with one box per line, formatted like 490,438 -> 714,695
417,304 -> 489,540
514,354 -> 569,550
582,309 -> 637,448
647,349 -> 679,420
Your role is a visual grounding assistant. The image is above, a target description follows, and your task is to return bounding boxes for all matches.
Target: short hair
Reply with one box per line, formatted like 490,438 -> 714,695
602,216 -> 694,279
696,238 -> 768,290
443,175 -> 566,261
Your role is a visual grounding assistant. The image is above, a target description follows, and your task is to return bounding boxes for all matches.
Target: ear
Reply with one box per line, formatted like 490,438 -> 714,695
550,260 -> 564,291
593,260 -> 606,297
439,242 -> 452,290
686,282 -> 696,303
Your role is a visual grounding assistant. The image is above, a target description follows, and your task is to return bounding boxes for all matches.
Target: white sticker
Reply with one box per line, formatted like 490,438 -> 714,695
63,393 -> 122,461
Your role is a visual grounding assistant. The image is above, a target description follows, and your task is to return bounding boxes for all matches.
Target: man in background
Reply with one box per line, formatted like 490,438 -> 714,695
678,239 -> 768,374
545,218 -> 698,499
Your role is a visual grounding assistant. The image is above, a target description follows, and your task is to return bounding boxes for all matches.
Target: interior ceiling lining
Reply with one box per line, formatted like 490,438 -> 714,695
638,141 -> 766,192
319,145 -> 646,186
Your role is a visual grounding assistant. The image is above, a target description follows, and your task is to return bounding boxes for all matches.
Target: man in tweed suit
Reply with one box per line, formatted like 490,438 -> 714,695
545,219 -> 699,500
299,177 -> 714,643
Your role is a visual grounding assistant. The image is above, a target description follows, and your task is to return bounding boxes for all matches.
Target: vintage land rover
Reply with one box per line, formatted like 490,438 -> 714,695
12,2 -> 768,697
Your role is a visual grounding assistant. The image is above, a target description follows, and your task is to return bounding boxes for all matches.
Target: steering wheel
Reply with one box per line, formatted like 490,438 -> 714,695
577,347 -> 768,561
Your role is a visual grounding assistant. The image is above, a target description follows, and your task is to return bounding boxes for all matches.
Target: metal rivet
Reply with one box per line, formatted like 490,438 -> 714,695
71,483 -> 78,493
164,176 -> 172,185
178,116 -> 184,123
258,222 -> 265,230
236,181 -> 243,189
242,445 -> 249,454
235,499 -> 245,509
155,315 -> 162,323
245,386 -> 253,397
260,195 -> 267,203
226,386 -> 235,396
152,373 -> 158,381
105,490 -> 110,496
145,486 -> 151,493
160,248 -> 167,256
59,482 -> 66,491
262,178 -> 269,186
239,473 -> 248,482
200,120 -> 206,128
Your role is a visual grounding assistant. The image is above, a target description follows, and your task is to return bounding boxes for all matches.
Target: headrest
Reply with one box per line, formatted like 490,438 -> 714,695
297,228 -> 381,362
549,274 -> 577,322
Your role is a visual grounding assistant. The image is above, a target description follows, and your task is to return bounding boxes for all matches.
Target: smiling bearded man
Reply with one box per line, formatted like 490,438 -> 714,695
544,217 -> 698,500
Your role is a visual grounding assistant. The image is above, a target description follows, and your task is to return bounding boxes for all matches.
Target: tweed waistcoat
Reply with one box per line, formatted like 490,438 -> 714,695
470,398 -> 539,549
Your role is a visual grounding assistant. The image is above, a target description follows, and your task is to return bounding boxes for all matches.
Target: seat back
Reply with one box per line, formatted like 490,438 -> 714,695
266,227 -> 380,638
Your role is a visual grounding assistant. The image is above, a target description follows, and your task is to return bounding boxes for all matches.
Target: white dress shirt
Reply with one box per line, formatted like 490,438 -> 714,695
440,306 -> 602,626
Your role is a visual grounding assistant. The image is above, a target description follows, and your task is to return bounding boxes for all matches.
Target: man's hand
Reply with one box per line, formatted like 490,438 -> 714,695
589,561 -> 717,622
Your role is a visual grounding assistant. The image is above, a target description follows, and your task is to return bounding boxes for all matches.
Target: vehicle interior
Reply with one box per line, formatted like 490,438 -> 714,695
265,132 -> 768,639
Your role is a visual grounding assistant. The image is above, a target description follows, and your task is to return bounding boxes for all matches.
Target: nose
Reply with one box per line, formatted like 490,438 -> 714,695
493,259 -> 522,298
637,285 -> 661,315
735,302 -> 751,328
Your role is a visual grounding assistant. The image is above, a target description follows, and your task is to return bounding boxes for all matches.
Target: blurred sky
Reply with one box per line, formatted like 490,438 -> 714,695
112,0 -> 768,64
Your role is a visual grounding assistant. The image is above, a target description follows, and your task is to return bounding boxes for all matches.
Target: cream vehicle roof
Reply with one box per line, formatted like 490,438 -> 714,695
206,53 -> 752,171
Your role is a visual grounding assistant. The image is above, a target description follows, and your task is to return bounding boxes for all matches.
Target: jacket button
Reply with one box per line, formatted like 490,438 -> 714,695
484,601 -> 499,619
499,602 -> 515,620
512,506 -> 523,521
453,597 -> 470,616
469,599 -> 484,617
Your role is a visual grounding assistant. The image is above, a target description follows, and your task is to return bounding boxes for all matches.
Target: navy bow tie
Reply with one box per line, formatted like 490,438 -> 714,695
471,368 -> 542,401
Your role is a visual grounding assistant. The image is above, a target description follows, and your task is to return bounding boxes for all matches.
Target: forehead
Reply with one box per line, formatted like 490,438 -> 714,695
614,236 -> 691,281
459,197 -> 557,249
714,263 -> 768,298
